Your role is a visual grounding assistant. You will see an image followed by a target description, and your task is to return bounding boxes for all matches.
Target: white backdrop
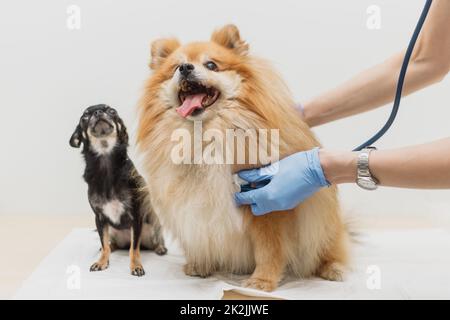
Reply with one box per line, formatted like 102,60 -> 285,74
0,0 -> 448,219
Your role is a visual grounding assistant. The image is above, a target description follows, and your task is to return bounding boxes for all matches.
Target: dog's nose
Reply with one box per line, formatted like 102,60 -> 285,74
179,63 -> 194,77
94,110 -> 104,117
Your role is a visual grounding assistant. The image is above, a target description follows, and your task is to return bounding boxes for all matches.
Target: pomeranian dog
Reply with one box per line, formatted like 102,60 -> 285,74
137,25 -> 349,291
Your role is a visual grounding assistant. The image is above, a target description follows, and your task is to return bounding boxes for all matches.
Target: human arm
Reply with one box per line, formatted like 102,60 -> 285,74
321,138 -> 450,189
235,138 -> 450,215
303,0 -> 450,127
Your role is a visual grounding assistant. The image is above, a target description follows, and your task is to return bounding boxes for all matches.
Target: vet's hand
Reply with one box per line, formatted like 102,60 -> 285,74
234,148 -> 329,216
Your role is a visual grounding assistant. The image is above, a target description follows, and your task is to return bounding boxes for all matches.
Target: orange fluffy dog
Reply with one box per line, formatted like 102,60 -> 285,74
137,25 -> 349,291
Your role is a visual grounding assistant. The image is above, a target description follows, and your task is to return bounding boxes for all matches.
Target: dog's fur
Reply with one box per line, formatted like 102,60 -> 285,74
137,25 -> 349,290
70,104 -> 167,276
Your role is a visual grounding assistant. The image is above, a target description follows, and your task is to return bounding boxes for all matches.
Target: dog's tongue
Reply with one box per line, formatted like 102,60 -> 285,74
176,94 -> 206,117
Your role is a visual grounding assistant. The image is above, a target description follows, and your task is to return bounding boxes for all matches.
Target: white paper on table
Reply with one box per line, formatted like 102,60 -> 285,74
13,228 -> 450,299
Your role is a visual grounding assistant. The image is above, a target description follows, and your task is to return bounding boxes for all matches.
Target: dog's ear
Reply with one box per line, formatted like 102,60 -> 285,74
150,38 -> 181,70
69,125 -> 83,148
211,24 -> 249,56
117,118 -> 129,145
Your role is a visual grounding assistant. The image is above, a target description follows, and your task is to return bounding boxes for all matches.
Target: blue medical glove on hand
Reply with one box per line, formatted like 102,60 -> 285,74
234,147 -> 330,216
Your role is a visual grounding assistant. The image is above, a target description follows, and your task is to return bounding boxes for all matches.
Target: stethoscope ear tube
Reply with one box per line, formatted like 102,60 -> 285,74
353,0 -> 433,152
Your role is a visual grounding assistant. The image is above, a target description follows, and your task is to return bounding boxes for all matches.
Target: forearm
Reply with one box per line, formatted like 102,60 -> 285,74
304,53 -> 406,127
304,0 -> 450,127
320,138 -> 450,189
304,51 -> 447,127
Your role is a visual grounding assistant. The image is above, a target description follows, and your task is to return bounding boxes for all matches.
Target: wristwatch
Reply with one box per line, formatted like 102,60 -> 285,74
356,147 -> 379,190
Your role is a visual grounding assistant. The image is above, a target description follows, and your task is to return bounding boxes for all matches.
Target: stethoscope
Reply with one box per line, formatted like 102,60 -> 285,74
238,0 -> 434,192
354,0 -> 433,151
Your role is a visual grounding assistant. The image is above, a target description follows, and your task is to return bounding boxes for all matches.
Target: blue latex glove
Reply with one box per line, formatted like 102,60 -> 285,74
234,147 -> 330,216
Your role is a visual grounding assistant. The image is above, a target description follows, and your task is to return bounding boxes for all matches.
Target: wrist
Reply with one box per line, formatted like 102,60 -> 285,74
302,101 -> 319,127
303,99 -> 329,127
319,149 -> 357,185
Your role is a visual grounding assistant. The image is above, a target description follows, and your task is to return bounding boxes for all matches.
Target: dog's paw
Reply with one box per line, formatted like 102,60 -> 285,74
319,262 -> 345,282
154,244 -> 167,256
90,261 -> 109,272
131,264 -> 146,277
183,263 -> 211,278
242,278 -> 277,292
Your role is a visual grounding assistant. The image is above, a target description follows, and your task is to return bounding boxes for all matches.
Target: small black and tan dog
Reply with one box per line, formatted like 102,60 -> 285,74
70,104 -> 167,276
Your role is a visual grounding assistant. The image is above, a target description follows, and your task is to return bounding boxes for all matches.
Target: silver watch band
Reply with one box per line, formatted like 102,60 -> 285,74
356,147 -> 378,190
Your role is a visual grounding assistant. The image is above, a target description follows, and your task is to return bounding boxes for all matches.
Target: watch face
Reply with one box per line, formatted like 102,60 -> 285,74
357,177 -> 377,190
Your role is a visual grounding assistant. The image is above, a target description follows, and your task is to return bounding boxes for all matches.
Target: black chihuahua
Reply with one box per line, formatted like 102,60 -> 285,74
70,104 -> 167,276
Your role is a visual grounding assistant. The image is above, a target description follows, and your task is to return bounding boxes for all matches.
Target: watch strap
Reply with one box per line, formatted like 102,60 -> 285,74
357,147 -> 379,187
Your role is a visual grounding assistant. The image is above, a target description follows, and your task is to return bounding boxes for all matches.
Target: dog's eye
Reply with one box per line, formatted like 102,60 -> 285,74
107,109 -> 117,115
204,61 -> 218,71
80,115 -> 89,126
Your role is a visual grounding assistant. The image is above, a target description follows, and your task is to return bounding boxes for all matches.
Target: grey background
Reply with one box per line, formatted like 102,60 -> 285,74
0,0 -> 448,221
